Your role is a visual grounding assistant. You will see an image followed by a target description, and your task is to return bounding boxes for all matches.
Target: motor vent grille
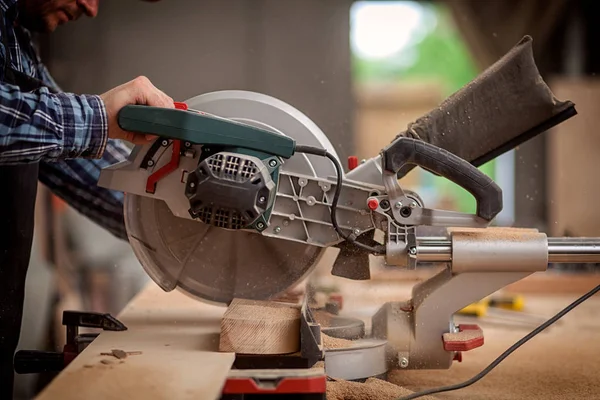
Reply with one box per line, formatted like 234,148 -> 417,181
206,154 -> 258,182
197,206 -> 247,230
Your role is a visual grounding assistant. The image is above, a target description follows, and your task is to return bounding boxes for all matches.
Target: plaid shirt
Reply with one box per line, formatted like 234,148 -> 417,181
0,0 -> 128,240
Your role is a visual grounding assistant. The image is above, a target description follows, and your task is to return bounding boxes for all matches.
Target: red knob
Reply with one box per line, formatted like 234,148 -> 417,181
348,156 -> 359,171
174,102 -> 188,110
367,198 -> 379,210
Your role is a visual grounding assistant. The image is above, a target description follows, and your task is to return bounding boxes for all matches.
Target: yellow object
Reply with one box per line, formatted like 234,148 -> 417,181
489,294 -> 525,311
458,299 -> 489,317
457,294 -> 525,317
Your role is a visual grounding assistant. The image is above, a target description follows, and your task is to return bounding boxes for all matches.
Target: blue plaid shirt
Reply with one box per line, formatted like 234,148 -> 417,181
0,0 -> 128,240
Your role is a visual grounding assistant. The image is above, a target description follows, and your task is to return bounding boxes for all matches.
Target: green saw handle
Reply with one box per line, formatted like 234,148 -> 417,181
117,104 -> 296,159
381,137 -> 503,222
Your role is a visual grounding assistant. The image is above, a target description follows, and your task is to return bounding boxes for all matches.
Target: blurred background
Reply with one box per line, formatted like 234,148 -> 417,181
16,0 -> 600,398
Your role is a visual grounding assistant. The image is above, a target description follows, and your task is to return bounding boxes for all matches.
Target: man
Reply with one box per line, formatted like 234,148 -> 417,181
0,1 -> 172,398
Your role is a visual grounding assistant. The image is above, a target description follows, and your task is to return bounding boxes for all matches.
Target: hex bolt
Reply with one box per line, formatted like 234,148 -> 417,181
409,247 -> 417,255
400,358 -> 409,368
353,228 -> 360,236
274,226 -> 281,234
283,220 -> 290,226
189,182 -> 196,188
410,201 -> 417,208
258,196 -> 266,203
395,201 -> 403,209
257,222 -> 265,229
269,160 -> 278,167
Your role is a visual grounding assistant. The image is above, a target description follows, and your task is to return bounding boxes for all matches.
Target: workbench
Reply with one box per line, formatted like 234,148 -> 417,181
35,273 -> 600,400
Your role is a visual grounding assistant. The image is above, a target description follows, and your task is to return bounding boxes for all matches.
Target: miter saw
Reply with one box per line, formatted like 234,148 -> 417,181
97,35 -> 600,382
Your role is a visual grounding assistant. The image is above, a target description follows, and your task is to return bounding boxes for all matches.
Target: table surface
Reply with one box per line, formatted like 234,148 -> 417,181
36,273 -> 600,400
35,284 -> 235,400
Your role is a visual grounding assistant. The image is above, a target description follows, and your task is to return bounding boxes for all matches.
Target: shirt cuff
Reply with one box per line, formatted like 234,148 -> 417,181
52,92 -> 108,159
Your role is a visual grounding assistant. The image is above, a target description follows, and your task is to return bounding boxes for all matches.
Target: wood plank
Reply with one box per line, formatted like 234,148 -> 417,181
219,299 -> 301,354
35,283 -> 235,400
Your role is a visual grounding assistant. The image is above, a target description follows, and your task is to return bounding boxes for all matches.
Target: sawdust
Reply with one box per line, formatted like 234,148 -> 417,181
313,309 -> 333,326
327,377 -> 434,400
322,333 -> 353,349
448,227 -> 540,242
100,349 -> 143,359
442,328 -> 483,342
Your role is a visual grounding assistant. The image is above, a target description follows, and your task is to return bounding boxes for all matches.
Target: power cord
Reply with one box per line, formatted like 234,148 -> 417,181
294,145 -> 385,255
396,283 -> 600,400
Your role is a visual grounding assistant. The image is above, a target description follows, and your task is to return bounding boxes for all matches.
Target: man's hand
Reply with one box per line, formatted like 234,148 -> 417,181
100,76 -> 174,145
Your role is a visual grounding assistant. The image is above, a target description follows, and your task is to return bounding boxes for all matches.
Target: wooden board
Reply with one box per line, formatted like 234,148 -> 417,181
35,283 -> 235,400
219,298 -> 301,354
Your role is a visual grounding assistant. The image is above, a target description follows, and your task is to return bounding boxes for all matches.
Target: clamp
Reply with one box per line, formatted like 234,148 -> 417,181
14,310 -> 127,374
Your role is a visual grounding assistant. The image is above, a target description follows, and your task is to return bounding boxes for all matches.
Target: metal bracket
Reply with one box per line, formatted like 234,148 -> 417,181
14,311 -> 127,374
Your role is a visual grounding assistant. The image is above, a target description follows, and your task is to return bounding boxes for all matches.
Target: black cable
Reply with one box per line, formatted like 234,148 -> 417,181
295,145 -> 385,255
397,283 -> 600,400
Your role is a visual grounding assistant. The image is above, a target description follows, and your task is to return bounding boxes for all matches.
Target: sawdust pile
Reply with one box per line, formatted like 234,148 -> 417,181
321,333 -> 353,349
447,227 -> 540,242
327,378 -> 434,400
442,327 -> 482,342
313,310 -> 333,326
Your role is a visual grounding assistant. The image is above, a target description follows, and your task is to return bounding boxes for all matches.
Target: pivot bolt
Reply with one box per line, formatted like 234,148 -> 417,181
400,357 -> 409,368
269,160 -> 278,167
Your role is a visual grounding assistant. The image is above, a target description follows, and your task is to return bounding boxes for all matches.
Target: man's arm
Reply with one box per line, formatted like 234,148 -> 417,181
0,81 -> 107,165
0,72 -> 174,240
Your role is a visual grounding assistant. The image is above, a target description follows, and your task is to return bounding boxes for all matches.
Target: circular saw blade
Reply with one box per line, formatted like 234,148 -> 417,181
125,90 -> 340,305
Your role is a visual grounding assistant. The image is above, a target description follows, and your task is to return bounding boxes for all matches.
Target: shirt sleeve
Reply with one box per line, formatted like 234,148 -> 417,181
39,139 -> 132,241
0,81 -> 108,165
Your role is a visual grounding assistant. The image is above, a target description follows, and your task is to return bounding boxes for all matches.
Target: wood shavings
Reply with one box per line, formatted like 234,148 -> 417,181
322,333 -> 353,349
448,227 -> 541,242
313,310 -> 333,326
443,328 -> 483,342
100,349 -> 143,359
326,377 -> 434,400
